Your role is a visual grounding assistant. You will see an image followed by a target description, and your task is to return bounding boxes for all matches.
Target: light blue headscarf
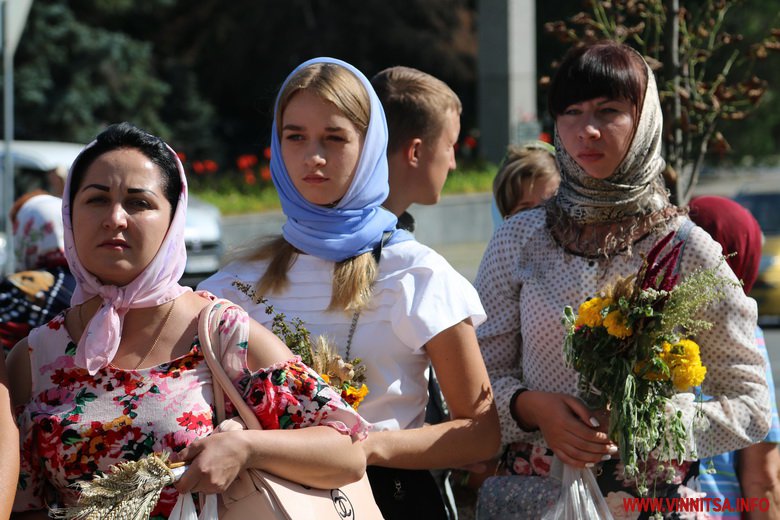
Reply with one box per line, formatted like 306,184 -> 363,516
270,57 -> 411,262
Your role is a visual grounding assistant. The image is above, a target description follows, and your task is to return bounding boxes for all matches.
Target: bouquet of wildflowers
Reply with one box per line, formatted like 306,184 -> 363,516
562,230 -> 737,495
233,280 -> 369,409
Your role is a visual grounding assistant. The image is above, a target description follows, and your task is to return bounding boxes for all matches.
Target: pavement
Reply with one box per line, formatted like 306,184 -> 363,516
428,241 -> 488,282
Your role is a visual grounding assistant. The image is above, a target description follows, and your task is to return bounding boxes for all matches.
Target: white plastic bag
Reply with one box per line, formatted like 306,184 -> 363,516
169,493 -> 198,520
169,493 -> 219,520
541,464 -> 614,520
198,494 -> 219,520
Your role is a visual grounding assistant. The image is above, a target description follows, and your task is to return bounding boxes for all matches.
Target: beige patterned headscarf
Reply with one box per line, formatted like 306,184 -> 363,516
547,60 -> 678,257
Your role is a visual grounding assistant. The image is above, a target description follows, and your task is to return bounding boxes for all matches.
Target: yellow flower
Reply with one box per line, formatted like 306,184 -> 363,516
343,384 -> 369,410
320,373 -> 331,384
603,310 -> 633,338
677,339 -> 701,363
575,297 -> 612,328
661,339 -> 707,390
634,339 -> 707,389
670,363 -> 707,391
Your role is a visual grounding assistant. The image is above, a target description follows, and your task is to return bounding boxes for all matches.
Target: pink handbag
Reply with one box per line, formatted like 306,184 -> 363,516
198,298 -> 384,520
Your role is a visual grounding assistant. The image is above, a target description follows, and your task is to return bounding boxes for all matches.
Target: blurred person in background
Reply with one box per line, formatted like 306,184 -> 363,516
0,193 -> 75,355
46,165 -> 69,198
492,140 -> 560,225
689,195 -> 780,520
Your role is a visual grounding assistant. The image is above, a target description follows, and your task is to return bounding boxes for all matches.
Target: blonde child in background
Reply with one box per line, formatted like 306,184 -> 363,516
492,141 -> 560,220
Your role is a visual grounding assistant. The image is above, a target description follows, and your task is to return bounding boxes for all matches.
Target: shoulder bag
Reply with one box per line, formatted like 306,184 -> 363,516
198,298 -> 384,520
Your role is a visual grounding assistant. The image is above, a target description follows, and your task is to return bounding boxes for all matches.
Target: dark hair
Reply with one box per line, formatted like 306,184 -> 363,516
548,41 -> 648,118
68,122 -> 181,218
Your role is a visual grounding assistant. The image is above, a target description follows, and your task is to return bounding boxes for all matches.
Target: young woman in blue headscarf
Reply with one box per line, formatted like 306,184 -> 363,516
199,57 -> 499,519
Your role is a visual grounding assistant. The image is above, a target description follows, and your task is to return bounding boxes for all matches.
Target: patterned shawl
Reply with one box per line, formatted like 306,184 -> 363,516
547,62 -> 677,257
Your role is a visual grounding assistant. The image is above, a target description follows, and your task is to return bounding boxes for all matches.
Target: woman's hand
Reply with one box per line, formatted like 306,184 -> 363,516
738,442 -> 780,520
172,431 -> 250,494
515,391 -> 617,468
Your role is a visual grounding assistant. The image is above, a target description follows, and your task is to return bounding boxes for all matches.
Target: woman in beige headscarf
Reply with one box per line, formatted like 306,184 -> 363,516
475,41 -> 769,517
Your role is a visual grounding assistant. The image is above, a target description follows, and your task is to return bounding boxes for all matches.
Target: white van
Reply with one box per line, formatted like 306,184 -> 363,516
0,140 -> 223,285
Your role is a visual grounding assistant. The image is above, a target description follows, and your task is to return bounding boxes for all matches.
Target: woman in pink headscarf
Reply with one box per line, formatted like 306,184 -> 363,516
7,123 -> 368,519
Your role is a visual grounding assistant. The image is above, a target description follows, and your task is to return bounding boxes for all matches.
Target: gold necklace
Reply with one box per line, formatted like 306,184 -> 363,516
78,303 -> 86,333
133,298 -> 177,370
80,299 -> 178,370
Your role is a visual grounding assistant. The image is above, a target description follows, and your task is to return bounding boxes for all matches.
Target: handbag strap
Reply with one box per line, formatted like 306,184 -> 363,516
198,298 -> 262,430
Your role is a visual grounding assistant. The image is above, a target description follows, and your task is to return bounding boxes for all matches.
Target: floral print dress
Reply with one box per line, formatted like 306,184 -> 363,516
13,299 -> 370,518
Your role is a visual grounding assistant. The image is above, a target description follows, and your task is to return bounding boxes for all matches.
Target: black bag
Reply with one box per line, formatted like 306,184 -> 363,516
366,466 -> 449,520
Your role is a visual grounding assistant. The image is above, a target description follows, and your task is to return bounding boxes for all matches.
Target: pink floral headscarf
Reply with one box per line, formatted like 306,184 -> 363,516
13,194 -> 67,270
62,140 -> 191,374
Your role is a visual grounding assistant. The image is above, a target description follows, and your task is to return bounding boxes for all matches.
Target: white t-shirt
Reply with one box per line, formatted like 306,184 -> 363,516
198,239 -> 486,431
